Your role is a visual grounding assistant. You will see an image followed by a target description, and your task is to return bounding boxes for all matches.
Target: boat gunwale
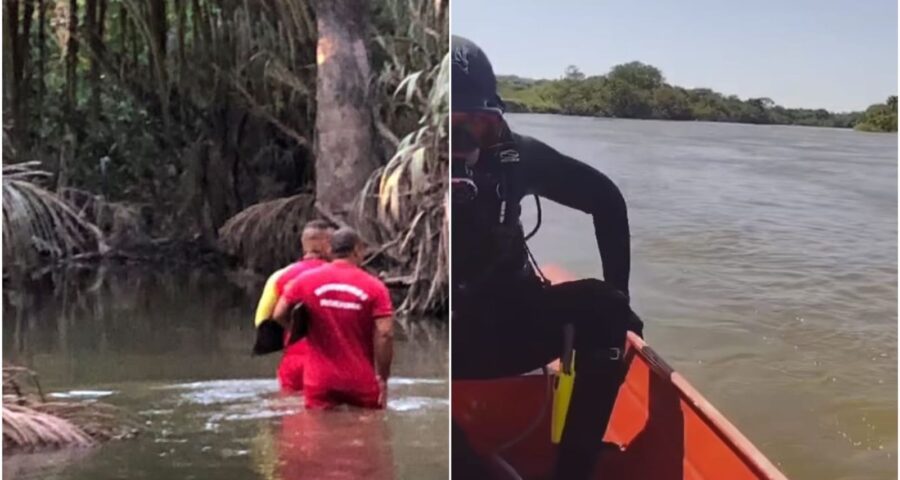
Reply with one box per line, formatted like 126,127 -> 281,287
626,331 -> 789,480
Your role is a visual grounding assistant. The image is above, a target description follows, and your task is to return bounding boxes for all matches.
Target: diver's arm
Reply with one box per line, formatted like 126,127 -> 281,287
517,134 -> 631,297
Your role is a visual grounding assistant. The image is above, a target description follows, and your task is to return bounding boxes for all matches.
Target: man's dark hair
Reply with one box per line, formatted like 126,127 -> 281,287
304,219 -> 334,231
330,228 -> 362,258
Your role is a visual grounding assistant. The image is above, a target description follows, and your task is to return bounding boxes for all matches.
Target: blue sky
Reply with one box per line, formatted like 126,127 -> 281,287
452,0 -> 898,112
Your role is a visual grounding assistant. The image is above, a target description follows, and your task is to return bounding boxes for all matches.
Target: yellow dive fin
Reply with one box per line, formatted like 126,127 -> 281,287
551,350 -> 575,444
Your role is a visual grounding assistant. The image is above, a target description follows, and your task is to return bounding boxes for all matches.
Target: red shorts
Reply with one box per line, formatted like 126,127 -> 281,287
277,354 -> 305,392
304,386 -> 382,410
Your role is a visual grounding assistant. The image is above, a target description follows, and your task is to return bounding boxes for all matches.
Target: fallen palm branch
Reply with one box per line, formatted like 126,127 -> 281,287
31,402 -> 142,442
3,404 -> 95,450
3,365 -> 141,452
2,162 -> 107,274
217,194 -> 316,273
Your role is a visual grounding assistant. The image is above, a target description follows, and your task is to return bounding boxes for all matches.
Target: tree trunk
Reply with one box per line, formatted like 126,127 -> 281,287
5,0 -> 34,149
65,0 -> 78,119
176,0 -> 185,74
5,0 -> 21,141
148,0 -> 169,129
129,7 -> 137,72
37,0 -> 46,111
150,0 -> 166,59
175,0 -> 186,119
191,0 -> 211,53
17,0 -> 32,149
92,0 -> 107,113
313,0 -> 378,218
117,1 -> 126,64
85,0 -> 98,119
97,0 -> 107,51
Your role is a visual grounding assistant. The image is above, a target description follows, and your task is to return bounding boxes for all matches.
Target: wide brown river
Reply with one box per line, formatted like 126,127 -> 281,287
512,114 -> 897,480
3,266 -> 448,479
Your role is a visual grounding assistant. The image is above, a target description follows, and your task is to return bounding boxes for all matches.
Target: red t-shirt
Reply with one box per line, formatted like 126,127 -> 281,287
282,261 -> 393,394
276,258 -> 327,296
276,258 -> 327,355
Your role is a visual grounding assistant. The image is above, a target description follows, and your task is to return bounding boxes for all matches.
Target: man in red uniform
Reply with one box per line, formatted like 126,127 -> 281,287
254,220 -> 334,391
273,228 -> 394,409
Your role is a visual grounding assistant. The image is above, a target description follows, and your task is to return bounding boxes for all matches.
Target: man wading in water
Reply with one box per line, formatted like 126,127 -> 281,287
451,36 -> 643,479
274,228 -> 394,409
253,220 -> 334,391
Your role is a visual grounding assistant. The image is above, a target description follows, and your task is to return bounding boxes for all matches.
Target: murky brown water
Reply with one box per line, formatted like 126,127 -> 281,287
511,114 -> 897,480
2,266 -> 448,479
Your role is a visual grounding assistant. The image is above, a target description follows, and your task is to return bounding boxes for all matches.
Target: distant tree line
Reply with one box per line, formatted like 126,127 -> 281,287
498,63 -> 897,132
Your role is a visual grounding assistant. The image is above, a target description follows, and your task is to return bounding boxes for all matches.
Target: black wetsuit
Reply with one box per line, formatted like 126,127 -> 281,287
451,34 -> 641,480
452,133 -> 642,479
453,131 -> 638,375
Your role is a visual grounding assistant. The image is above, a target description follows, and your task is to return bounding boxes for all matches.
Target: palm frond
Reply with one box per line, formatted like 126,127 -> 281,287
3,365 -> 140,451
217,194 -> 316,273
354,50 -> 449,318
2,163 -> 106,273
3,404 -> 95,450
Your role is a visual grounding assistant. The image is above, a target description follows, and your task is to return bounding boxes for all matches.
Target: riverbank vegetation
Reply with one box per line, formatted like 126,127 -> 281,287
499,63 -> 896,131
854,96 -> 898,132
3,0 -> 448,315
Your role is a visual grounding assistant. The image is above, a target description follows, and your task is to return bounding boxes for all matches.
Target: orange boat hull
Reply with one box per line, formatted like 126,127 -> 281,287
453,332 -> 788,480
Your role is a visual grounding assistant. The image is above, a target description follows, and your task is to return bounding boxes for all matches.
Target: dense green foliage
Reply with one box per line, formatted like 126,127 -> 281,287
498,63 -> 893,130
855,96 -> 898,132
3,0 -> 446,240
3,0 -> 448,314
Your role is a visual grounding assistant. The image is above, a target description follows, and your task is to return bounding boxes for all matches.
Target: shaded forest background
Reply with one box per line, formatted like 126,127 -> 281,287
499,63 -> 898,132
2,0 -> 448,315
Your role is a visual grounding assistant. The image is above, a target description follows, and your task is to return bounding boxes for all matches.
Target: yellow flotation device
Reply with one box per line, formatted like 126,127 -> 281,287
253,268 -> 289,355
255,268 -> 288,327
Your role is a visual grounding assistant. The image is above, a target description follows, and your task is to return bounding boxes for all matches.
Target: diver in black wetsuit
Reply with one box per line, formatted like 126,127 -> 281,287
451,36 -> 643,479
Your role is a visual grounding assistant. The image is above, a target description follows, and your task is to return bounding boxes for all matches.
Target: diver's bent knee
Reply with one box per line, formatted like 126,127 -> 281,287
582,278 -> 629,303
